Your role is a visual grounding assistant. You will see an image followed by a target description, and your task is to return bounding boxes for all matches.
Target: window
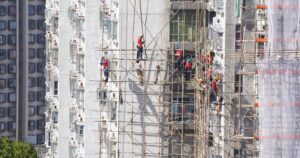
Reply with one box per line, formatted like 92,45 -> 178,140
36,34 -> 45,44
37,19 -> 45,30
0,6 -> 6,16
28,106 -> 35,116
28,34 -> 35,44
29,63 -> 35,73
8,78 -> 16,88
8,107 -> 16,117
36,62 -> 44,73
29,20 -> 35,30
8,20 -> 16,30
28,77 -> 36,87
7,64 -> 16,73
111,102 -> 117,120
0,21 -> 6,31
28,120 -> 35,130
28,48 -> 35,58
54,81 -> 58,95
37,134 -> 45,144
78,125 -> 84,136
37,119 -> 45,129
7,35 -> 16,45
0,122 -> 5,132
37,48 -> 45,58
0,94 -> 6,103
52,111 -> 58,123
0,49 -> 6,59
37,91 -> 45,101
28,92 -> 35,102
37,77 -> 45,87
0,108 -> 6,117
8,6 -> 16,16
28,5 -> 35,15
8,93 -> 16,102
7,122 -> 16,131
37,106 -> 45,116
0,65 -> 6,74
0,35 -> 6,45
37,5 -> 44,15
8,49 -> 16,59
170,10 -> 196,42
0,79 -> 5,89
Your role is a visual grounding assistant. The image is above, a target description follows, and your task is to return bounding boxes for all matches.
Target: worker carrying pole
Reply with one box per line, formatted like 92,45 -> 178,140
136,35 -> 145,63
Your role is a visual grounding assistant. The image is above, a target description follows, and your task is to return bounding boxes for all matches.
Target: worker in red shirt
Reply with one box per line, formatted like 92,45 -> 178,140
136,35 -> 145,63
184,56 -> 193,81
100,57 -> 110,82
175,49 -> 183,71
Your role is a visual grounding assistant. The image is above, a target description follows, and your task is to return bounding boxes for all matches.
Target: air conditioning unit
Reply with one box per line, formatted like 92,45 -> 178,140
77,79 -> 84,89
69,102 -> 78,113
75,10 -> 85,20
52,39 -> 58,49
69,137 -> 78,147
76,112 -> 84,125
46,62 -> 52,71
46,31 -> 53,40
52,101 -> 59,111
110,92 -> 118,101
70,71 -> 79,79
45,92 -> 53,102
70,37 -> 78,46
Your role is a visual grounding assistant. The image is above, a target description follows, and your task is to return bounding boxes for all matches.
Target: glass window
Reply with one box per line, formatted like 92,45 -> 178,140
28,106 -> 35,116
0,35 -> 6,45
36,34 -> 45,44
0,79 -> 5,89
0,94 -> 6,103
28,92 -> 35,102
36,62 -> 44,73
8,49 -> 16,59
8,107 -> 16,117
28,120 -> 35,130
8,6 -> 16,16
79,125 -> 84,136
7,122 -> 16,131
8,93 -> 16,102
7,64 -> 16,73
28,63 -> 35,73
0,122 -> 5,132
8,78 -> 16,88
28,48 -> 35,58
37,48 -> 45,58
53,111 -> 58,123
0,65 -> 6,74
54,81 -> 58,95
0,49 -> 6,59
37,77 -> 45,87
0,21 -> 6,31
7,35 -> 16,45
0,6 -> 6,16
37,5 -> 44,15
28,34 -> 35,44
8,20 -> 16,30
37,119 -> 45,129
28,5 -> 35,15
28,77 -> 35,87
37,91 -> 45,101
37,134 -> 45,144
37,106 -> 45,116
29,20 -> 35,30
37,19 -> 45,30
0,108 -> 6,117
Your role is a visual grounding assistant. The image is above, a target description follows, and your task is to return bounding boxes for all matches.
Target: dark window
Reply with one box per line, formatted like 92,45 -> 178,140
37,19 -> 45,30
37,77 -> 45,87
28,48 -> 35,58
54,81 -> 58,95
0,49 -> 6,59
37,91 -> 45,101
36,62 -> 44,73
28,92 -> 35,102
8,49 -> 16,59
29,63 -> 35,73
7,107 -> 16,117
0,79 -> 5,89
28,120 -> 35,130
8,78 -> 16,88
7,122 -> 16,131
37,48 -> 45,58
37,119 -> 45,129
0,65 -> 6,74
28,34 -> 35,44
7,64 -> 16,73
28,77 -> 36,87
0,6 -> 6,16
0,21 -> 6,31
28,5 -> 35,15
37,106 -> 45,116
37,5 -> 44,15
29,20 -> 36,30
8,6 -> 16,16
0,35 -> 6,45
7,35 -> 16,45
0,122 -> 5,132
37,134 -> 45,144
8,20 -> 16,30
0,94 -> 6,103
0,108 -> 6,117
8,93 -> 16,102
36,34 -> 45,44
28,106 -> 35,116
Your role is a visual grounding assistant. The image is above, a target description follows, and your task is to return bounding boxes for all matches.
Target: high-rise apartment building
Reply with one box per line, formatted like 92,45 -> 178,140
0,0 -> 46,145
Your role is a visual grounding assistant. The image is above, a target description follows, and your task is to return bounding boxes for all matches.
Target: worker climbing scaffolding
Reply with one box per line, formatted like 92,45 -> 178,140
136,35 -> 145,63
100,57 -> 110,83
184,55 -> 193,81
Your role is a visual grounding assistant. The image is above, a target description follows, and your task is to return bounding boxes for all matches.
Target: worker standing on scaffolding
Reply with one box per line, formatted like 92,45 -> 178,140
136,35 -> 145,63
100,57 -> 109,82
175,48 -> 183,71
184,55 -> 193,81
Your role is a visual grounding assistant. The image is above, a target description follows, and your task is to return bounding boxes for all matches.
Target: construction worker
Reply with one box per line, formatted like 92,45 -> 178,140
154,65 -> 161,84
136,35 -> 145,63
184,56 -> 193,81
136,64 -> 144,86
175,49 -> 183,71
100,57 -> 110,82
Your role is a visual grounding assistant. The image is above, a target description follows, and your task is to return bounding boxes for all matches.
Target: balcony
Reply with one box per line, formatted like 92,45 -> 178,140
76,110 -> 84,126
69,136 -> 78,148
69,100 -> 78,114
77,79 -> 84,90
45,92 -> 54,102
51,98 -> 59,112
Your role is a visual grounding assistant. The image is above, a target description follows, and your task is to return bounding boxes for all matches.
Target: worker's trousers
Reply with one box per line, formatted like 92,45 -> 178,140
137,47 -> 143,62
